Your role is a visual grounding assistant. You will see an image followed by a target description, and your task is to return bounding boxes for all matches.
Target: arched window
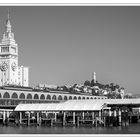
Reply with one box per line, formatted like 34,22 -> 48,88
40,94 -> 45,100
12,92 -> 18,99
34,94 -> 39,99
64,96 -> 67,100
87,97 -> 89,99
78,96 -> 81,100
69,96 -> 72,100
58,95 -> 62,100
98,98 -> 100,99
91,97 -> 93,99
3,92 -> 10,98
46,95 -> 51,100
27,93 -> 32,99
82,97 -> 85,100
19,93 -> 25,99
74,96 -> 77,100
94,97 -> 97,99
52,95 -> 57,100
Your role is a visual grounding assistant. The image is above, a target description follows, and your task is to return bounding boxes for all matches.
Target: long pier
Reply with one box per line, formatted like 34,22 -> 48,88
0,99 -> 140,127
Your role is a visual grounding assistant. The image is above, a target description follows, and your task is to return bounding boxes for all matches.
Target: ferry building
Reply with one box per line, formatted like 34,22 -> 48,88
0,13 -> 29,87
0,13 -> 107,108
0,13 -> 140,128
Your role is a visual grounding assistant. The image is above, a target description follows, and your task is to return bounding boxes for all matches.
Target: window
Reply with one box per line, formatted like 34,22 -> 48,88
46,95 -> 51,100
12,93 -> 18,98
3,92 -> 10,98
52,95 -> 57,100
78,96 -> 81,100
34,94 -> 39,99
58,95 -> 62,100
74,96 -> 77,100
64,96 -> 67,100
40,94 -> 45,100
69,96 -> 72,100
19,93 -> 25,99
27,94 -> 32,99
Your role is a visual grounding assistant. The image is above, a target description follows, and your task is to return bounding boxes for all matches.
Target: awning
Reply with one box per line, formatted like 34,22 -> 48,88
15,100 -> 108,111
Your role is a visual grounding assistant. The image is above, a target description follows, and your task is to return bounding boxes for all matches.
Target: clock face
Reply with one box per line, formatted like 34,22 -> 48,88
11,62 -> 17,71
0,62 -> 8,71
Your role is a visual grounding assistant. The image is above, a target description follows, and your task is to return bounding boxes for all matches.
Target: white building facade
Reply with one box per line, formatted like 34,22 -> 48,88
0,14 -> 29,87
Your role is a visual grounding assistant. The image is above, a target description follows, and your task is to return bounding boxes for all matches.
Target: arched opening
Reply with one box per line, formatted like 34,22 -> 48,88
98,98 -> 100,99
94,97 -> 97,99
46,95 -> 51,100
64,96 -> 67,100
58,95 -> 62,100
3,92 -> 10,98
12,92 -> 18,99
69,96 -> 72,100
82,97 -> 85,100
91,97 -> 93,99
27,93 -> 32,99
34,94 -> 39,99
52,95 -> 57,100
87,97 -> 89,99
74,96 -> 77,100
78,96 -> 81,100
19,93 -> 25,99
40,94 -> 45,100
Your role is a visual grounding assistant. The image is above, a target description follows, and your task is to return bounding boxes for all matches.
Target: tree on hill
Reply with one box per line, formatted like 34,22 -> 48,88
84,80 -> 91,86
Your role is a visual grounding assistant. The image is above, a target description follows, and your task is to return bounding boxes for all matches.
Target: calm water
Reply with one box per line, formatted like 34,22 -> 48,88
0,124 -> 140,134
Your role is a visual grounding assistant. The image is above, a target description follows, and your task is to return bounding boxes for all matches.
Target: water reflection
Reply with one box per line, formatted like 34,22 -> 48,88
0,123 -> 140,134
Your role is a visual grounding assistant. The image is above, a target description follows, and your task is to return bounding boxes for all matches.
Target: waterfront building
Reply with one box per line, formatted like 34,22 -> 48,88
0,13 -> 29,87
1,12 -> 140,129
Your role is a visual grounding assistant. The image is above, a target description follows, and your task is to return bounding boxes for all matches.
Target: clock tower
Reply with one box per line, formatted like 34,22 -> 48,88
0,13 -> 18,86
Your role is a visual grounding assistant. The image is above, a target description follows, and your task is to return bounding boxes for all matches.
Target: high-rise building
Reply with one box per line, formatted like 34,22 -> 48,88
0,12 -> 29,87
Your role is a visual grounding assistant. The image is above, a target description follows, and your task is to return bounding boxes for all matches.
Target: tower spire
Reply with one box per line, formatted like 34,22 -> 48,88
5,9 -> 12,33
8,9 -> 10,20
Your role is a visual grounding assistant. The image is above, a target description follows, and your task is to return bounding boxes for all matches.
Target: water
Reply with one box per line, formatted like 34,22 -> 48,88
0,124 -> 140,134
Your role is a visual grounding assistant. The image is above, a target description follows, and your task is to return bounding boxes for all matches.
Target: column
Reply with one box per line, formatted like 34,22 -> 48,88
3,111 -> 6,124
54,112 -> 57,123
114,110 -> 117,117
51,118 -> 53,127
19,112 -> 22,124
28,112 -> 30,126
102,110 -> 106,126
73,112 -> 75,125
7,111 -> 10,118
77,116 -> 79,127
82,112 -> 84,120
82,112 -> 84,123
63,112 -> 66,126
99,111 -> 102,125
92,112 -> 94,125
109,110 -> 112,117
7,111 -> 10,124
99,111 -> 101,118
37,112 -> 39,125
119,109 -> 121,126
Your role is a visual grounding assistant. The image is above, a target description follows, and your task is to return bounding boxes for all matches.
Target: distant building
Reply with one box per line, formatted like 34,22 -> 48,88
0,13 -> 29,87
18,66 -> 29,87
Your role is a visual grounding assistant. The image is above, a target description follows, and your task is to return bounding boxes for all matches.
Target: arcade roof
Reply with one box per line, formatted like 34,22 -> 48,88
14,99 -> 140,112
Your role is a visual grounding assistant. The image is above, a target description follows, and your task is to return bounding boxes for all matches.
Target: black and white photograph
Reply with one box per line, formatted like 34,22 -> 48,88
0,3 -> 140,135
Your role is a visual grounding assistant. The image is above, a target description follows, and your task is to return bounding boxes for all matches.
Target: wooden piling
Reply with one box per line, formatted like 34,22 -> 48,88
73,112 -> 75,126
19,112 -> 22,125
63,112 -> 66,126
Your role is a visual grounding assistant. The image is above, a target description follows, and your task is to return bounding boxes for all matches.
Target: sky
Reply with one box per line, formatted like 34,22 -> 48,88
0,6 -> 140,94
